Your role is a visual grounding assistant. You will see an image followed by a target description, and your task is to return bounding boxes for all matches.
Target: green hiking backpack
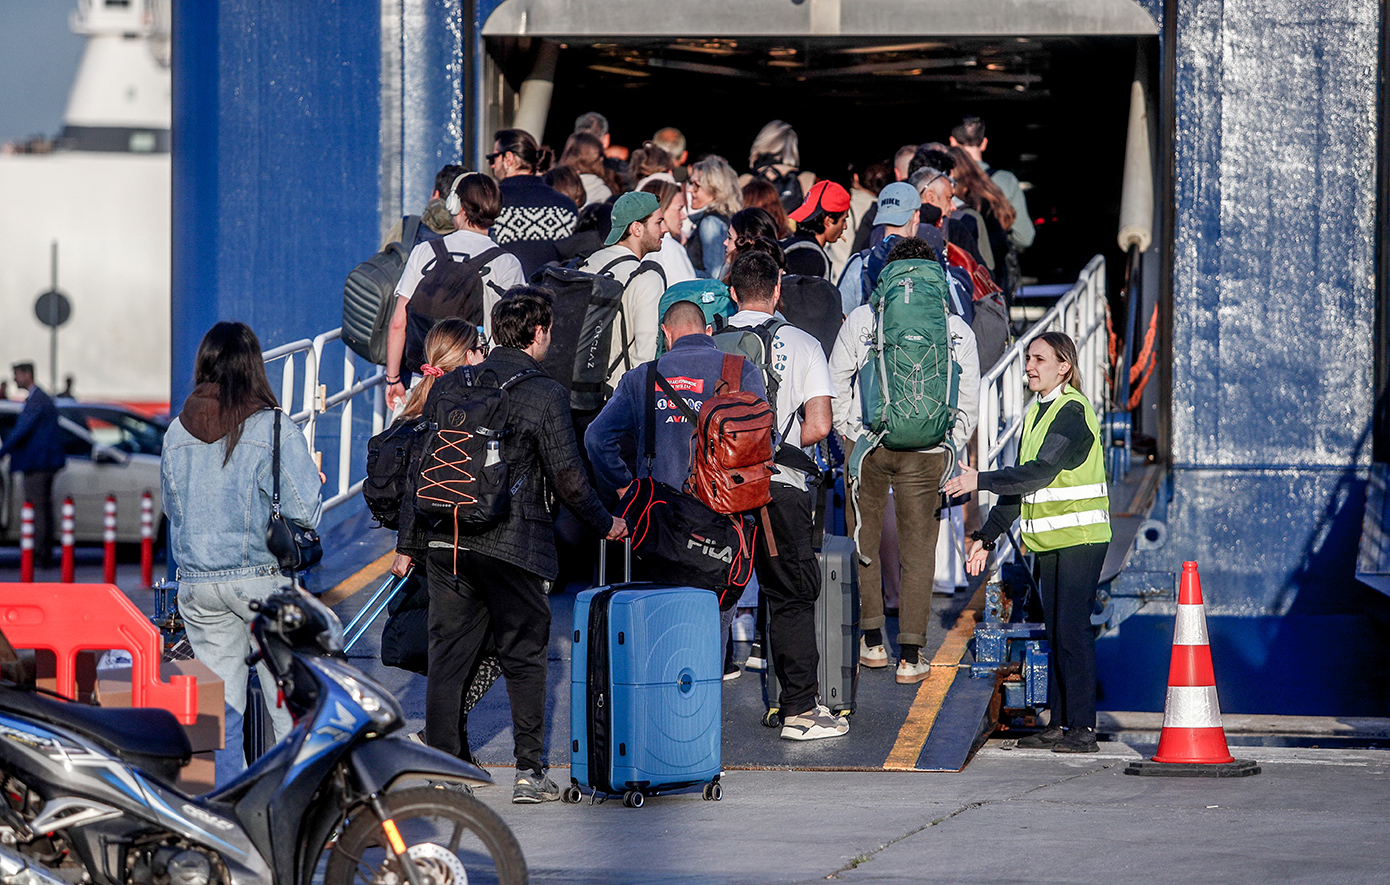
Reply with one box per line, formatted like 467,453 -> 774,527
857,258 -> 959,452
656,279 -> 737,356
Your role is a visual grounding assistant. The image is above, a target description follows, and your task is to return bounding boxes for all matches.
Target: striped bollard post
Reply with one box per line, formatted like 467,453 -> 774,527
140,491 -> 154,587
103,494 -> 118,584
61,497 -> 76,583
19,501 -> 34,583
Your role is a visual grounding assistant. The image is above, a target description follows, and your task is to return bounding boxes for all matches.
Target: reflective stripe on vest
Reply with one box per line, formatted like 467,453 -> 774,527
1022,481 -> 1109,505
1018,385 -> 1111,553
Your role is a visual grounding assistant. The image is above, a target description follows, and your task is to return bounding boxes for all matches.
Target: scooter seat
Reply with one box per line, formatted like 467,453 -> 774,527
0,687 -> 192,762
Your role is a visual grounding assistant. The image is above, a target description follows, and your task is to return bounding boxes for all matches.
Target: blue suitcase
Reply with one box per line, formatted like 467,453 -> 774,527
564,544 -> 724,807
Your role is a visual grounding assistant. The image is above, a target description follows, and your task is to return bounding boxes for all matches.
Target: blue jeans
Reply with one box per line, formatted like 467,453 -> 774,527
179,570 -> 296,786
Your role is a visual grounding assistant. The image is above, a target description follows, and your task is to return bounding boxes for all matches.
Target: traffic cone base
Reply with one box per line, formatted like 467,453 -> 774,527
1125,759 -> 1261,778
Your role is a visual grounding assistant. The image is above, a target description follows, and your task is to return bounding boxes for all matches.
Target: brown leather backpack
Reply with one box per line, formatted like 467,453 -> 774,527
649,354 -> 775,515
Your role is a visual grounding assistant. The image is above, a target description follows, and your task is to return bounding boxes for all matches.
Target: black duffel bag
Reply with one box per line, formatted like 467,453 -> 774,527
616,477 -> 757,610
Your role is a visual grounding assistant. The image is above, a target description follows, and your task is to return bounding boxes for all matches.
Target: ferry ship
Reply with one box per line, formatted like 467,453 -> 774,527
0,0 -> 170,410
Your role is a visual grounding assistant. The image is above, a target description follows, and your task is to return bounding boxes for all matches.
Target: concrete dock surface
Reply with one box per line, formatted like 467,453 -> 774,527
463,743 -> 1389,884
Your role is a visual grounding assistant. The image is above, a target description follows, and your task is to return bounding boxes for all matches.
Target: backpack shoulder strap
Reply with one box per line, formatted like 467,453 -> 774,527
598,253 -> 639,277
425,238 -> 450,269
402,214 -> 423,247
498,367 -> 544,391
459,245 -> 507,275
636,259 -> 667,288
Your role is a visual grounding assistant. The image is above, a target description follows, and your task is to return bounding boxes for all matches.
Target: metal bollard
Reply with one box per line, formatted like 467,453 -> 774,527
103,494 -> 117,584
140,491 -> 154,587
61,497 -> 75,583
19,502 -> 34,583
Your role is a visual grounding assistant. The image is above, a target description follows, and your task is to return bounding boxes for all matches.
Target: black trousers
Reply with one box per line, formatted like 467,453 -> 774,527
1034,542 -> 1107,730
22,471 -> 57,566
754,481 -> 822,718
425,548 -> 551,773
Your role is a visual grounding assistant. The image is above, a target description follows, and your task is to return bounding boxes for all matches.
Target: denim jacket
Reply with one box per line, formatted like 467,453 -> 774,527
685,207 -> 729,279
161,409 -> 323,581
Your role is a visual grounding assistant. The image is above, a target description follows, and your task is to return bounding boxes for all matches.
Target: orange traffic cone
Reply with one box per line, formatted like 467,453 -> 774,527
1126,562 -> 1260,777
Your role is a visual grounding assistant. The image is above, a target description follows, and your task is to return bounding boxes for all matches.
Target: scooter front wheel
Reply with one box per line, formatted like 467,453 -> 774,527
325,786 -> 528,885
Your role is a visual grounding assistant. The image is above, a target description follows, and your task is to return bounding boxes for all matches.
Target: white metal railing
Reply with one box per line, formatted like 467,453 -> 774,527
262,329 -> 387,511
977,255 -> 1109,524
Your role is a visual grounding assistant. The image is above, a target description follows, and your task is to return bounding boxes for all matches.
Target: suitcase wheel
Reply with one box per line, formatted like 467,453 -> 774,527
561,785 -> 583,804
702,782 -> 722,801
761,709 -> 782,728
622,790 -> 645,809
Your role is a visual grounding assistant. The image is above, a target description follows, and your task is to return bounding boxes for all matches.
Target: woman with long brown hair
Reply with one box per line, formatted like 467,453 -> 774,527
944,332 -> 1109,754
161,321 -> 322,784
946,144 -> 1016,284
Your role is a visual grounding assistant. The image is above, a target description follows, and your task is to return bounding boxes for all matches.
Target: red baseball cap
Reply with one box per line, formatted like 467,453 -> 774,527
788,180 -> 851,222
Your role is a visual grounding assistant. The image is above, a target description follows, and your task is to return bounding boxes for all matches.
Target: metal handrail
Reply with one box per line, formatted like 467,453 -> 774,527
978,255 -> 1109,525
263,331 -> 387,513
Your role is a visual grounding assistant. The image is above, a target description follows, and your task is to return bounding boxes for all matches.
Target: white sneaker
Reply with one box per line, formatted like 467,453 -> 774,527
896,653 -> 932,684
859,636 -> 888,668
732,611 -> 756,642
744,642 -> 766,671
780,703 -> 850,741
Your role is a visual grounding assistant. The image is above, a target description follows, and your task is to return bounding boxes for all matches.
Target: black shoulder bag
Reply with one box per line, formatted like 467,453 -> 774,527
265,409 -> 323,573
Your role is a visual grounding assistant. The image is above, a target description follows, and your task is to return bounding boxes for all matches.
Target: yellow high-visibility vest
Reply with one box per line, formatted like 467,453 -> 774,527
1018,385 -> 1111,553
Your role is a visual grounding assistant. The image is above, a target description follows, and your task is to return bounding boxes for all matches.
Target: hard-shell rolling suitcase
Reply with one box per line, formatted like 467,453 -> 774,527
761,529 -> 860,727
564,542 -> 724,807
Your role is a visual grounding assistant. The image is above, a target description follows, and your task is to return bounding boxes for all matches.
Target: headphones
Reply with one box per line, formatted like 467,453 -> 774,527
444,172 -> 474,217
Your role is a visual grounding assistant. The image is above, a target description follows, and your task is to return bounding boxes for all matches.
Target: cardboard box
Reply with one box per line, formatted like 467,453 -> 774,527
177,751 -> 216,795
32,649 -> 99,702
96,659 -> 225,752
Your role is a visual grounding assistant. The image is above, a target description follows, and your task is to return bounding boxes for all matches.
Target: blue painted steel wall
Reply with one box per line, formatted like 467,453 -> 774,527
171,1 -> 380,412
1105,0 -> 1390,715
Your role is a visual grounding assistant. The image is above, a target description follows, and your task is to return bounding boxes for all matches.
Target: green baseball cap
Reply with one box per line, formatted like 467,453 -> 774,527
604,191 -> 661,246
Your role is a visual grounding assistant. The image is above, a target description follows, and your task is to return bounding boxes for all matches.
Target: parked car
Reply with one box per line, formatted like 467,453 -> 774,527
0,400 -> 167,546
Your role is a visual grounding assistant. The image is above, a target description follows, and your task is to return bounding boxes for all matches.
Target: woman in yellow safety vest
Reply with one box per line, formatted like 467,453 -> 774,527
943,331 -> 1110,754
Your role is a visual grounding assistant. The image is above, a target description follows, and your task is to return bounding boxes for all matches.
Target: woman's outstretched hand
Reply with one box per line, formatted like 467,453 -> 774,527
942,460 -> 978,498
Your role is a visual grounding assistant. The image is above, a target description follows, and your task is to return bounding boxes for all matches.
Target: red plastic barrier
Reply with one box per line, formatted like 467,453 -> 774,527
0,583 -> 198,725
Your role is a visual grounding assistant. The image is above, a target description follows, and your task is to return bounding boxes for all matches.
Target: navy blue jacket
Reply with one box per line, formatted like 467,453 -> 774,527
0,386 -> 66,473
585,334 -> 765,498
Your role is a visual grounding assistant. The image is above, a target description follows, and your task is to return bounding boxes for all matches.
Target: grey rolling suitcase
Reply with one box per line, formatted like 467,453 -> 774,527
760,531 -> 861,726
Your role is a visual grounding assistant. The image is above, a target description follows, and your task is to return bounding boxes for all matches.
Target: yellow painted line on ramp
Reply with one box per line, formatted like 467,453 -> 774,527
883,582 -> 986,771
322,552 -> 395,607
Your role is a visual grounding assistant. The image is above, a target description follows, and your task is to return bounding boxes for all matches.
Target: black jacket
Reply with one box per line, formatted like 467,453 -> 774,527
421,346 -> 612,580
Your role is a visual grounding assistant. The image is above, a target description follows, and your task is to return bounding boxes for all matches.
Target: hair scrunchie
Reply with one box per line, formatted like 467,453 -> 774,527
419,364 -> 446,378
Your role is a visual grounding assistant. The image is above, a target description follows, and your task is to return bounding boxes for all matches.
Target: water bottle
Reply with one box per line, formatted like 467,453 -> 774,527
484,438 -> 501,467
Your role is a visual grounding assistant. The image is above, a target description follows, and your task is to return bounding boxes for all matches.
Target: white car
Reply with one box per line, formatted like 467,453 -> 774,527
0,401 -> 167,546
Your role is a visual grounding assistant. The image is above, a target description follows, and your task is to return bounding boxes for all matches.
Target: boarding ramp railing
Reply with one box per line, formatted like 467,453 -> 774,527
262,329 -> 387,512
977,254 -> 1109,557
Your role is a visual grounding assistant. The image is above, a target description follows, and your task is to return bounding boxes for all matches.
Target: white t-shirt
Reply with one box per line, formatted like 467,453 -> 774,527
394,228 -> 525,337
725,308 -> 835,487
653,233 -> 696,286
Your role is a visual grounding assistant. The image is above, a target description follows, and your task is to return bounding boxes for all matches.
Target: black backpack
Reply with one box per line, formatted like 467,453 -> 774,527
362,415 -> 430,529
533,254 -> 665,411
777,274 -> 844,357
414,365 -> 542,530
403,241 -> 505,375
342,215 -> 422,365
753,157 -> 804,213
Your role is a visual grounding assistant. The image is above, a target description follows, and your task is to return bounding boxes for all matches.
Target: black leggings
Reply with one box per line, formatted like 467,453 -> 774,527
1034,542 -> 1107,730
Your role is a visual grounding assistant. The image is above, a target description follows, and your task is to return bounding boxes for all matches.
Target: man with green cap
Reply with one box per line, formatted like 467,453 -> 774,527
579,191 -> 669,388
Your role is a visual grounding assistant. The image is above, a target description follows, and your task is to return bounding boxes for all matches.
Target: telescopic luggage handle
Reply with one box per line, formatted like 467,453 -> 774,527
597,537 -> 632,586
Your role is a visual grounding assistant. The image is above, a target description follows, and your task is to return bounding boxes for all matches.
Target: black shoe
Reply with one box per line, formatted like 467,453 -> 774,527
1015,725 -> 1065,749
723,660 -> 741,681
1052,727 -> 1099,753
